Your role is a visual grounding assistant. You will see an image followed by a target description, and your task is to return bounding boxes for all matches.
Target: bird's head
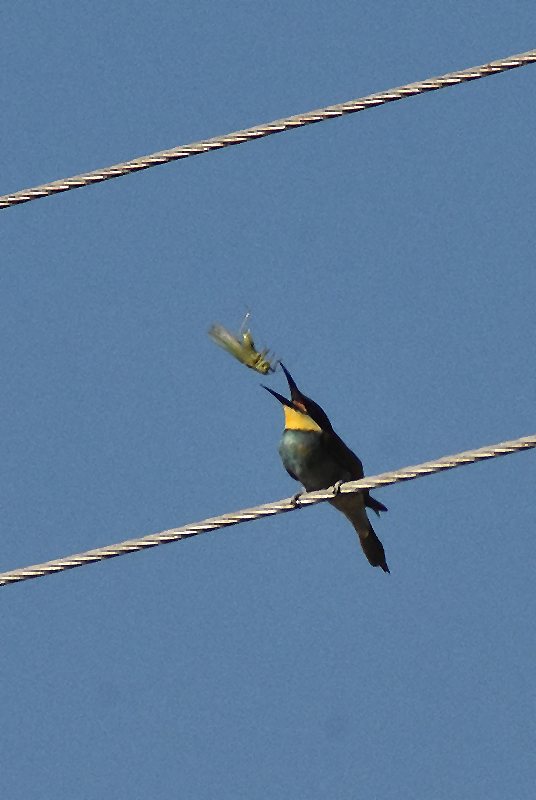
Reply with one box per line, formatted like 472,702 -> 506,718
264,363 -> 333,432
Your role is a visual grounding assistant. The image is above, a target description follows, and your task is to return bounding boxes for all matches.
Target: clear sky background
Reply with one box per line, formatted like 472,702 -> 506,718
1,2 -> 535,798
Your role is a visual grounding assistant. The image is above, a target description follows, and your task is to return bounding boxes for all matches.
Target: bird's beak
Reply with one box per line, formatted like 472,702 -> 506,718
262,385 -> 294,408
264,364 -> 308,412
278,363 -> 308,412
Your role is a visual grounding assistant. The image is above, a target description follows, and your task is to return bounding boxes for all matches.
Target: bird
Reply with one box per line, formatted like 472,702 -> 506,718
264,363 -> 389,572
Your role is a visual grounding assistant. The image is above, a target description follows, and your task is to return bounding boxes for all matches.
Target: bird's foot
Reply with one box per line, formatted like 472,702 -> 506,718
331,480 -> 344,497
290,492 -> 303,507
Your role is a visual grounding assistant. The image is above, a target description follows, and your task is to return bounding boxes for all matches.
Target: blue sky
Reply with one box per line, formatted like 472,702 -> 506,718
1,2 -> 535,798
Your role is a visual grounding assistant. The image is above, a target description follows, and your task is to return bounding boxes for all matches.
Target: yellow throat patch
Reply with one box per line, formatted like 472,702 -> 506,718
283,406 -> 322,432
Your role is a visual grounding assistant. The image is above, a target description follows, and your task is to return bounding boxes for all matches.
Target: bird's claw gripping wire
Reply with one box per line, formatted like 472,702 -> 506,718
290,492 -> 303,508
331,480 -> 344,497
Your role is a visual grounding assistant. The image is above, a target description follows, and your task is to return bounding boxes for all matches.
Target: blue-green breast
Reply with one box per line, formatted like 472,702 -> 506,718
279,429 -> 352,491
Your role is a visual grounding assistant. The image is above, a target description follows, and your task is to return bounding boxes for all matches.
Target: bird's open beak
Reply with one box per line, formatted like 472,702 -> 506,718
278,363 -> 308,412
278,363 -> 300,399
262,385 -> 294,408
264,364 -> 309,412
262,361 -> 307,414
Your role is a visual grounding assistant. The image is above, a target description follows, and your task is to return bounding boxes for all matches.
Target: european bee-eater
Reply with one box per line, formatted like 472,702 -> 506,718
265,364 -> 389,572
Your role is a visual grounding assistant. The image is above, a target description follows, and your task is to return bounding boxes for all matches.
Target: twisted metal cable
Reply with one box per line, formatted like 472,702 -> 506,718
2,49 -> 535,210
0,434 -> 533,587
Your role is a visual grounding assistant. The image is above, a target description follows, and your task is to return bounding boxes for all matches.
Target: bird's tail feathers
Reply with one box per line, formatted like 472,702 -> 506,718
330,493 -> 390,573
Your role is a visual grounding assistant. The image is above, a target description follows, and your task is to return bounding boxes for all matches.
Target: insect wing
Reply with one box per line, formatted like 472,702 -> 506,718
208,324 -> 249,363
208,321 -> 277,375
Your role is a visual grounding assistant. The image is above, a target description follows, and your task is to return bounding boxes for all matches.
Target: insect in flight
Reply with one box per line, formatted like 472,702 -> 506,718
208,312 -> 277,375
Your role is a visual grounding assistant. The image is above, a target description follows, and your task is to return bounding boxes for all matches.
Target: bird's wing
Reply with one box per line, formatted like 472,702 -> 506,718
364,494 -> 388,515
329,432 -> 387,514
328,432 -> 364,479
